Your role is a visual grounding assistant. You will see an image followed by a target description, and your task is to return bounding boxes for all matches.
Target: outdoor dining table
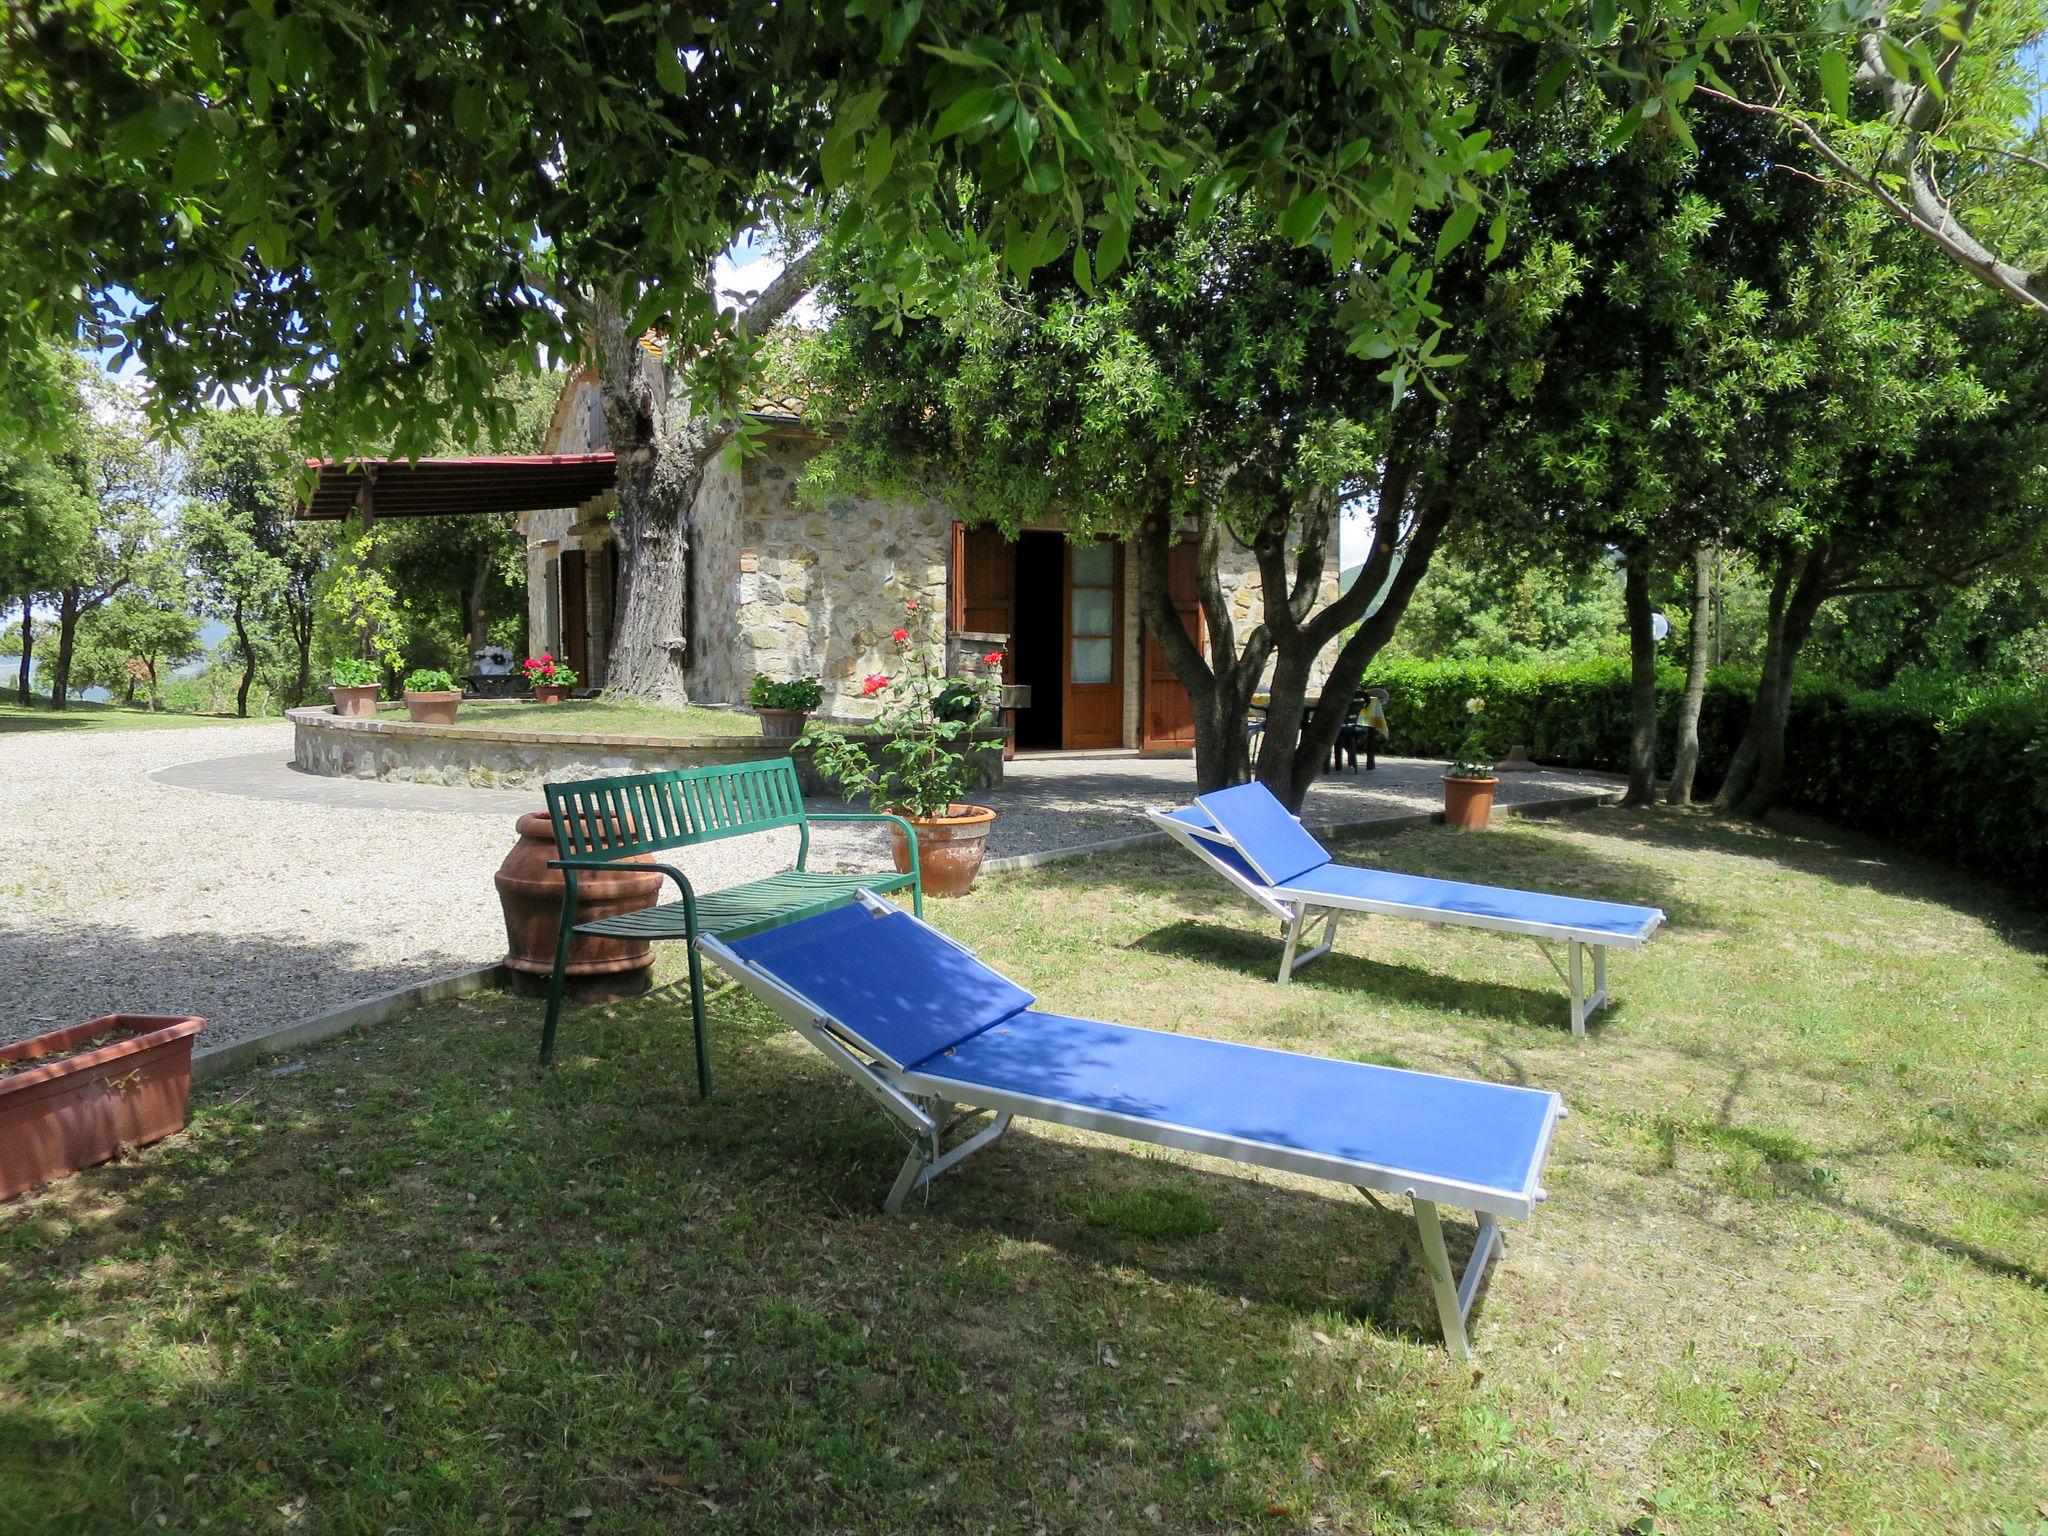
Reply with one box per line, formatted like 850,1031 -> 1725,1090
1248,691 -> 1368,770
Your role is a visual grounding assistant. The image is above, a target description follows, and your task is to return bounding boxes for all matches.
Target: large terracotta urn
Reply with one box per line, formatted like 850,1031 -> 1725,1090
887,804 -> 997,897
495,811 -> 663,1000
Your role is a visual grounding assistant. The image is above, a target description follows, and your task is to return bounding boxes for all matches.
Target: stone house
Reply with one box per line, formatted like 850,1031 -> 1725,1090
523,372 -> 1329,752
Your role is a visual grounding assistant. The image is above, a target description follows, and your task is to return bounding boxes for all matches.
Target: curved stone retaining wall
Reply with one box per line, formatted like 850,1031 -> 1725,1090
288,708 -> 1004,796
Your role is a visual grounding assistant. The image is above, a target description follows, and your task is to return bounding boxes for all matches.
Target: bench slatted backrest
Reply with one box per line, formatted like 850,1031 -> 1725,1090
545,758 -> 808,862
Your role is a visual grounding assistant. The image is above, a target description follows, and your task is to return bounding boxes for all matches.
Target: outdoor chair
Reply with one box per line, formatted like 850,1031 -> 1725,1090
1146,782 -> 1664,1035
1328,694 -> 1368,774
539,757 -> 921,1092
702,893 -> 1563,1357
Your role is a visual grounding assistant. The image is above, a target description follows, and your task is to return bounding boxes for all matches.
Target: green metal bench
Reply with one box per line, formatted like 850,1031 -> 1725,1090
539,757 -> 921,1092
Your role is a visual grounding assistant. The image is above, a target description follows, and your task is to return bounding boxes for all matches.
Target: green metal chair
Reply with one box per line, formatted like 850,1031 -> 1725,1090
539,757 -> 921,1093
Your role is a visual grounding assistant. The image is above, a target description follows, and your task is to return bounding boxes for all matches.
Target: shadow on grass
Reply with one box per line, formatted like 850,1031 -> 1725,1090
1129,918 -> 1585,1035
1593,804 -> 2048,961
0,708 -> 90,732
1641,1063 -> 2048,1296
0,968 -> 1496,1533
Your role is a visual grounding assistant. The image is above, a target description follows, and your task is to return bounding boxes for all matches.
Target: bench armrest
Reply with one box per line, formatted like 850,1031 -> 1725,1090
804,811 -> 921,884
549,855 -> 698,900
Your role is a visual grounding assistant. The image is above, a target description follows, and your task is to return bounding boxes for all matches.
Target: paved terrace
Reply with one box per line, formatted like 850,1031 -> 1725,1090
1,722 -> 1619,1051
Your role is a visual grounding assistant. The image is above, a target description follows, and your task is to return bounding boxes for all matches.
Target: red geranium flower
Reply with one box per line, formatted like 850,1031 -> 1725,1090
861,673 -> 890,697
891,627 -> 909,644
983,650 -> 1005,666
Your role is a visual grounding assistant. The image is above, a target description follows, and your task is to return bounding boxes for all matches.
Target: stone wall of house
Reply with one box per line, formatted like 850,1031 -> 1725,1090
682,451 -> 748,703
721,429 -> 954,718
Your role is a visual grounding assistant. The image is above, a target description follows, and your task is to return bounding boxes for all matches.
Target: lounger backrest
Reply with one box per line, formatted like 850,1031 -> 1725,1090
726,903 -> 1034,1072
1195,782 -> 1332,886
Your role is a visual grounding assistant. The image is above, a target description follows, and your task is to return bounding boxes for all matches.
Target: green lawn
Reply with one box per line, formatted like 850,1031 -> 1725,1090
3,810 -> 2043,1534
379,697 -> 762,737
0,696 -> 277,732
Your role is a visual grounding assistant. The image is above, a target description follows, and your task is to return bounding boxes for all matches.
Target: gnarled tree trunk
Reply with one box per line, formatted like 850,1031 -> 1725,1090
1134,394 -> 1454,811
584,249 -> 819,704
1668,544 -> 1715,805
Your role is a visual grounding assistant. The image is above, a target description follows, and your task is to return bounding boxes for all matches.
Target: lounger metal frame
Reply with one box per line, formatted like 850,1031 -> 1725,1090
698,894 -> 1561,1357
1145,805 -> 1657,1036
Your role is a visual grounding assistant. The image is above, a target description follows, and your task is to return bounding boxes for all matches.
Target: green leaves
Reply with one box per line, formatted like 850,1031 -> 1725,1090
1817,49 -> 1851,117
169,124 -> 223,196
1279,186 -> 1329,245
1435,201 -> 1481,263
932,85 -> 999,139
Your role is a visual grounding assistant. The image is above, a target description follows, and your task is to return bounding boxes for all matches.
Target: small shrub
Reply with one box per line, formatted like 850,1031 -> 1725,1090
403,668 -> 458,694
329,657 -> 381,689
1084,1184 -> 1220,1241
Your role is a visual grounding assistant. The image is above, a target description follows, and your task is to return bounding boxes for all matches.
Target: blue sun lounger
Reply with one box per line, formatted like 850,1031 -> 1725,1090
1146,782 -> 1665,1035
699,893 -> 1564,1356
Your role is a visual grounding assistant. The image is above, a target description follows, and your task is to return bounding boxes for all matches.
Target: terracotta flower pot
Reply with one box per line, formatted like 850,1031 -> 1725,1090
1,1015 -> 205,1203
329,684 -> 380,718
755,707 -> 809,741
1442,775 -> 1500,830
887,804 -> 997,897
494,810 -> 663,1001
404,689 -> 462,726
531,683 -> 572,705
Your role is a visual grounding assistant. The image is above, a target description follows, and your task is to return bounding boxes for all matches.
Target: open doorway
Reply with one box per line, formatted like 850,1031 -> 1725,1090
951,523 -> 1126,751
1010,532 -> 1065,749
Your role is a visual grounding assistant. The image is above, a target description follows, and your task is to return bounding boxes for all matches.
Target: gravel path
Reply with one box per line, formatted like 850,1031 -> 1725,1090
1,725 -> 1618,1053
0,724 -> 858,1052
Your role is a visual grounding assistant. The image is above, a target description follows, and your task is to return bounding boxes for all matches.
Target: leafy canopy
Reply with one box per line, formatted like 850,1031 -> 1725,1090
3,0 -> 1717,455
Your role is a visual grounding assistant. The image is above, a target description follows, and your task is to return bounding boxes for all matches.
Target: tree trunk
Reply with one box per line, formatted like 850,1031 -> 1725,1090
290,600 -> 313,708
1133,393 -> 1455,812
1667,544 -> 1715,806
16,598 -> 32,705
1135,513 -> 1255,793
464,548 -> 492,656
51,587 -> 80,709
585,251 -> 819,705
1714,546 -> 1831,819
1621,552 -> 1659,806
232,599 -> 256,718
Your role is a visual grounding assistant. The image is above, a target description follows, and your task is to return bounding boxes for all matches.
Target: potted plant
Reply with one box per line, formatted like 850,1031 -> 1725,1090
1,1014 -> 206,1202
328,657 -> 382,717
802,608 -> 1006,896
402,667 -> 463,726
748,674 -> 825,740
522,654 -> 579,703
1443,696 -> 1501,829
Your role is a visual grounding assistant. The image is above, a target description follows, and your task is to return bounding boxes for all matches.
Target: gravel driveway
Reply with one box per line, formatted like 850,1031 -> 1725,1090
0,723 -> 870,1052
0,723 -> 1618,1054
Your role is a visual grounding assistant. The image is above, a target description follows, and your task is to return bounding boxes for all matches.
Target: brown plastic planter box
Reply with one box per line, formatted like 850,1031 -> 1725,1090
0,1014 -> 205,1202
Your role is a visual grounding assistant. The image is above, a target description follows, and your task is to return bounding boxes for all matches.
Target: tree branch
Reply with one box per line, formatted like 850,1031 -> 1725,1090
1695,65 -> 2048,317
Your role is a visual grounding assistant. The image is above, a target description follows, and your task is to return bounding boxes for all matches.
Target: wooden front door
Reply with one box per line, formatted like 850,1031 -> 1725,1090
559,548 -> 589,683
1141,535 -> 1203,754
1063,540 -> 1123,749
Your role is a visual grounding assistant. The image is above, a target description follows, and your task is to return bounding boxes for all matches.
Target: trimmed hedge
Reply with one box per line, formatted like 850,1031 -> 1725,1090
1361,655 -> 2048,889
